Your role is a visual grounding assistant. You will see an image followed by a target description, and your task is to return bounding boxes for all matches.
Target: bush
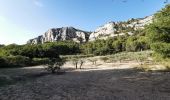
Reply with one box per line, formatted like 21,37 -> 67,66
71,58 -> 79,69
44,58 -> 66,74
0,56 -> 31,68
5,56 -> 31,67
109,51 -> 152,63
151,42 -> 170,58
32,58 -> 50,65
61,54 -> 94,61
0,57 -> 8,68
88,58 -> 97,65
100,57 -> 109,62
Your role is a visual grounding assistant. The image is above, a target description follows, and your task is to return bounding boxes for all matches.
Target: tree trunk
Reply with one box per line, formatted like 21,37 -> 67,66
76,63 -> 78,69
80,62 -> 83,69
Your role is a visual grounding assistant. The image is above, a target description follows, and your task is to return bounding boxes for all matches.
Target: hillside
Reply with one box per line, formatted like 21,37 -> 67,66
27,15 -> 153,44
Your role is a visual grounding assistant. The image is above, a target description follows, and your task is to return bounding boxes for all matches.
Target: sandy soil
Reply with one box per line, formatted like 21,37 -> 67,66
0,61 -> 170,100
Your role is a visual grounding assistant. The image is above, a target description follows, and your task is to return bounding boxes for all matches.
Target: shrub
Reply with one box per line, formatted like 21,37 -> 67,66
88,58 -> 97,65
5,56 -> 31,67
44,58 -> 66,74
32,58 -> 50,65
0,57 -> 8,68
100,57 -> 109,62
0,56 -> 31,68
71,58 -> 79,69
79,59 -> 85,69
151,42 -> 170,58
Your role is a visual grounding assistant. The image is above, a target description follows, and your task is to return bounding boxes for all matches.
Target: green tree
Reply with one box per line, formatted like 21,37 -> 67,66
45,58 -> 65,74
146,4 -> 170,57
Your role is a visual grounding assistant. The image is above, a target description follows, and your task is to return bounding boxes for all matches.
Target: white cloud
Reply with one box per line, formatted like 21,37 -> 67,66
33,0 -> 44,7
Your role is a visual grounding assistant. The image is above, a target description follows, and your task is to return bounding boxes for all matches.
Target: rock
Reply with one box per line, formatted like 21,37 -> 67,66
127,15 -> 153,30
89,15 -> 153,41
27,35 -> 44,44
27,15 -> 153,44
89,22 -> 117,41
27,27 -> 90,44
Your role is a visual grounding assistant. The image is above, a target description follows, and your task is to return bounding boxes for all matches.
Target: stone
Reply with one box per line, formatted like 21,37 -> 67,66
27,27 -> 90,44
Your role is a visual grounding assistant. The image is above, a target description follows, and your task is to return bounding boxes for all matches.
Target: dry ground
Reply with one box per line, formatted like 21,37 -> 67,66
0,61 -> 170,100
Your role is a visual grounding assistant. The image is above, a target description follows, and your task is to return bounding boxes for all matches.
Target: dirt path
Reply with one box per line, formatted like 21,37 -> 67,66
0,62 -> 170,100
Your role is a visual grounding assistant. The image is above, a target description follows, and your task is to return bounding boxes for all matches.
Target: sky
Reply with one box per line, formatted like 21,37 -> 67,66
0,0 -> 168,45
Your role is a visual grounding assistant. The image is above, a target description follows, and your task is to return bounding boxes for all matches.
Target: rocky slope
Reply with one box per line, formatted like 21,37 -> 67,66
89,15 -> 153,41
27,15 -> 153,44
27,27 -> 90,44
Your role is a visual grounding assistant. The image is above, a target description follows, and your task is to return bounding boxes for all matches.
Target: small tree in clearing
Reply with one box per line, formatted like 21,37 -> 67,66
45,58 -> 65,74
100,57 -> 109,63
71,58 -> 79,69
79,59 -> 85,69
88,58 -> 97,65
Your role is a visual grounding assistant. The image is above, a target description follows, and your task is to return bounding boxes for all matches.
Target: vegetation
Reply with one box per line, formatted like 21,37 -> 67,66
71,58 -> 79,69
146,4 -> 170,67
100,57 -> 109,63
108,51 -> 152,63
0,27 -> 155,68
44,58 -> 65,74
79,59 -> 85,69
81,33 -> 150,56
88,58 -> 97,65
0,41 -> 80,68
0,4 -> 170,71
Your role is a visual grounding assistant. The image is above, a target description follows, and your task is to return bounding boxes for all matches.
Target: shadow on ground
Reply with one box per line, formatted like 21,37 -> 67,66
0,67 -> 170,100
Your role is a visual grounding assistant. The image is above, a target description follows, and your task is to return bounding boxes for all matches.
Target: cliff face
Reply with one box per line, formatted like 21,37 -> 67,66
89,15 -> 153,41
27,27 -> 90,44
127,15 -> 153,30
89,22 -> 117,41
27,15 -> 153,44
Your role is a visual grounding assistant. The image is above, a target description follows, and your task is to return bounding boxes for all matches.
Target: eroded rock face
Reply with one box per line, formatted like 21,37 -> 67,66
88,15 -> 153,41
27,16 -> 153,44
27,35 -> 44,44
89,22 -> 117,41
127,15 -> 153,30
27,27 -> 90,44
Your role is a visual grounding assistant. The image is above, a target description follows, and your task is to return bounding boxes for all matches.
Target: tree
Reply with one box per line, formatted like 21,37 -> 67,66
88,58 -> 97,65
146,4 -> 170,58
100,57 -> 109,63
151,42 -> 170,58
79,59 -> 85,69
126,36 -> 138,52
71,58 -> 79,69
112,40 -> 123,52
45,58 -> 65,74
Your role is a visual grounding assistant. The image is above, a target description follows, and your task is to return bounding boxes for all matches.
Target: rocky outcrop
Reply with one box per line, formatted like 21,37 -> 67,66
27,15 -> 153,44
89,22 -> 117,41
27,35 -> 44,44
88,21 -> 131,41
89,15 -> 153,41
27,27 -> 90,44
127,15 -> 153,30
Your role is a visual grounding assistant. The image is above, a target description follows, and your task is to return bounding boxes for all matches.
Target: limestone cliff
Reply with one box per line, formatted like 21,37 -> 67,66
27,27 -> 90,44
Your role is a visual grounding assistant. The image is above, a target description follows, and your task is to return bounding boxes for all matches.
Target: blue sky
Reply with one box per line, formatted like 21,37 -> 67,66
0,0 -> 168,45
